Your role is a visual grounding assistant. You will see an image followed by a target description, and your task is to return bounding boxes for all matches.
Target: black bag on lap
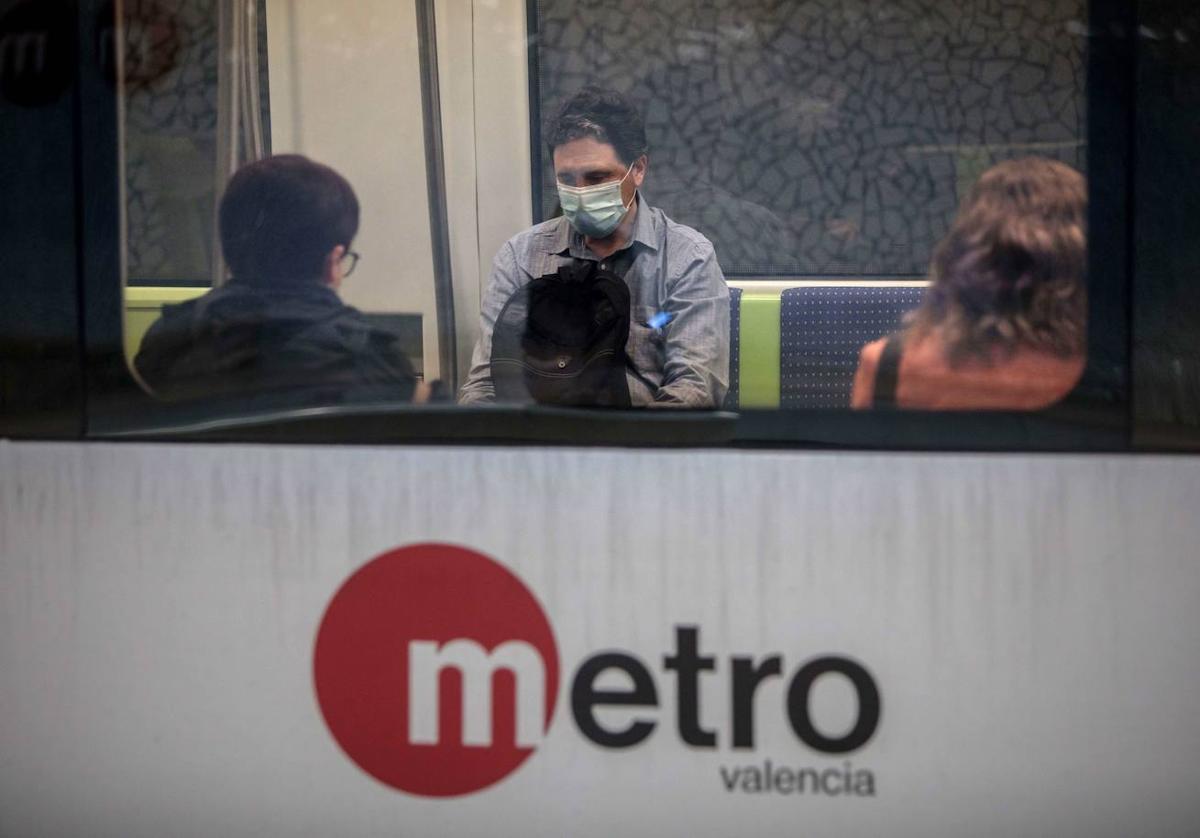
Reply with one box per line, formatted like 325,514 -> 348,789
491,260 -> 634,406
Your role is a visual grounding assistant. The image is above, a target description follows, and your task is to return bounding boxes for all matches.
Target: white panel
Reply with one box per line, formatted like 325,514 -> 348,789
264,1 -> 440,377
471,0 -> 534,271
465,0 -> 534,384
432,0 -> 533,385
434,0 -> 483,386
2,443 -> 1199,837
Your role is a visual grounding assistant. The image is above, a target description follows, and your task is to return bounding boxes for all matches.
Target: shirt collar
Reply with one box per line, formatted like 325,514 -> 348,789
628,194 -> 661,252
540,192 -> 660,257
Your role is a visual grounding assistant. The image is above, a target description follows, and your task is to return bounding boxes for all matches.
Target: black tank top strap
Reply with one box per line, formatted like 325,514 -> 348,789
872,333 -> 904,409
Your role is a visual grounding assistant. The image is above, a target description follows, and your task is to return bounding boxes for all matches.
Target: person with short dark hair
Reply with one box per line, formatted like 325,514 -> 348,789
459,87 -> 729,407
218,153 -> 360,286
135,154 -> 427,405
852,157 -> 1087,410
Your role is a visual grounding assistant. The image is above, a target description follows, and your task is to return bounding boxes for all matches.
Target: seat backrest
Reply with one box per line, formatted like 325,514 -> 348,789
724,286 -> 742,409
780,285 -> 925,408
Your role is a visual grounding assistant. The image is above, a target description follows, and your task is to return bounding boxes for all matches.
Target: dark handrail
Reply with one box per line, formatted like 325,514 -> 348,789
415,0 -> 458,392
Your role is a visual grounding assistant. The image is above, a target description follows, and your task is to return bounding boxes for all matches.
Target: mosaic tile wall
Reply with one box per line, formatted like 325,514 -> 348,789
124,0 -> 270,284
534,0 -> 1087,276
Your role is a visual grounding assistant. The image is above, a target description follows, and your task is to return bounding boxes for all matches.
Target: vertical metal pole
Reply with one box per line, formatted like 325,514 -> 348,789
241,0 -> 265,161
415,0 -> 458,390
526,0 -> 544,224
213,0 -> 239,286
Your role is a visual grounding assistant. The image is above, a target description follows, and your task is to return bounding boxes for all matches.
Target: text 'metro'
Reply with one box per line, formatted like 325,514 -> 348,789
313,544 -> 881,797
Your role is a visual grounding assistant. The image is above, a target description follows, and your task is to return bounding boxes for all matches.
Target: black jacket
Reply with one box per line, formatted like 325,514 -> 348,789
134,280 -> 418,405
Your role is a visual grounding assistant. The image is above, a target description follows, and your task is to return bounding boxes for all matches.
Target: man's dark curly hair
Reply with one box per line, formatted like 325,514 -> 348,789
545,86 -> 648,166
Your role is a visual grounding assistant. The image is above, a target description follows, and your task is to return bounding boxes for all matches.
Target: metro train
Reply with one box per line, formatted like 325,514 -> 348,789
2,1 -> 1200,836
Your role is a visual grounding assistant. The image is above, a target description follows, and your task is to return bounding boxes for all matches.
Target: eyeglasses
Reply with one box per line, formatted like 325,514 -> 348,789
340,250 -> 361,278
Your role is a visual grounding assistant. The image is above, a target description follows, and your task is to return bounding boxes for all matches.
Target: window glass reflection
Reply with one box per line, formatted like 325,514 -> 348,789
533,0 -> 1088,277
115,0 -> 1093,421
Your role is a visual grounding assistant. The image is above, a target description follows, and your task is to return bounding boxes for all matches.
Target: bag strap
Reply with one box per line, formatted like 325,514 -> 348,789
566,224 -> 664,396
590,257 -> 655,391
872,333 -> 904,409
605,237 -> 663,397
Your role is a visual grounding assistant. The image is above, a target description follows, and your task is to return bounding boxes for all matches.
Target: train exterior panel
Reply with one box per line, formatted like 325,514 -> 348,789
2,441 -> 1197,836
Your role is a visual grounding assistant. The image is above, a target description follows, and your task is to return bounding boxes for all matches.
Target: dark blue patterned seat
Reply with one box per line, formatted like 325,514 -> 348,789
724,287 -> 742,409
780,285 -> 925,409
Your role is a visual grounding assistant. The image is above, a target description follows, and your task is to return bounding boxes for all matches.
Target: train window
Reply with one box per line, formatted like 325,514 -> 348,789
524,1 -> 1102,422
78,0 -> 1136,446
121,0 -> 270,292
531,1 -> 1087,279
116,0 -> 441,409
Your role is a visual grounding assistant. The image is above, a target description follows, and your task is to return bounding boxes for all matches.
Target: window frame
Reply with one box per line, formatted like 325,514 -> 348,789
41,0 -> 1180,452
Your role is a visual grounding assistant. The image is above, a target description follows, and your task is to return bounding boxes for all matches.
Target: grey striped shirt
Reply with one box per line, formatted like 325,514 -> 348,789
459,197 -> 730,407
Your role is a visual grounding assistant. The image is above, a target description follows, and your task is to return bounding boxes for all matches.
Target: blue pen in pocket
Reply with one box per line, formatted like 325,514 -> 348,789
645,310 -> 676,332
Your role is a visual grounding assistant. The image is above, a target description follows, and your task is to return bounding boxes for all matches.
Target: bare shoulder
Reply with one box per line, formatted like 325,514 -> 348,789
851,338 -> 887,409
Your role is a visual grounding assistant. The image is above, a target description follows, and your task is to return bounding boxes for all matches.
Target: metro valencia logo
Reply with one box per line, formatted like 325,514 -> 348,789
313,543 -> 881,798
313,543 -> 557,796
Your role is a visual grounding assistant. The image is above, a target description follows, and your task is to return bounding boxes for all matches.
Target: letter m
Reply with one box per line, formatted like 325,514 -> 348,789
408,639 -> 546,748
0,32 -> 48,79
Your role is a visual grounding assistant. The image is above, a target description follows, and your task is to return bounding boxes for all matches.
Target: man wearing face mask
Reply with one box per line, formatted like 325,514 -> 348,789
458,86 -> 730,407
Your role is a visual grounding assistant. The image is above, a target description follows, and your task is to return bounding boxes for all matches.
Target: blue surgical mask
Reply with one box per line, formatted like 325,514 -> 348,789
556,163 -> 636,239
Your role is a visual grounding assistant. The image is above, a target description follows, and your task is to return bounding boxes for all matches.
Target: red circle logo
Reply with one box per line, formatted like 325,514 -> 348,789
313,544 -> 559,797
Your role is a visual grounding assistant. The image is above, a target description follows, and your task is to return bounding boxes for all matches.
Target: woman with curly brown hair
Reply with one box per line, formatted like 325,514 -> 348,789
852,157 -> 1088,410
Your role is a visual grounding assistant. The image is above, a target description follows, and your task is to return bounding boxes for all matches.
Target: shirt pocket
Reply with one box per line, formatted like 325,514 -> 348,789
627,305 -> 665,378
